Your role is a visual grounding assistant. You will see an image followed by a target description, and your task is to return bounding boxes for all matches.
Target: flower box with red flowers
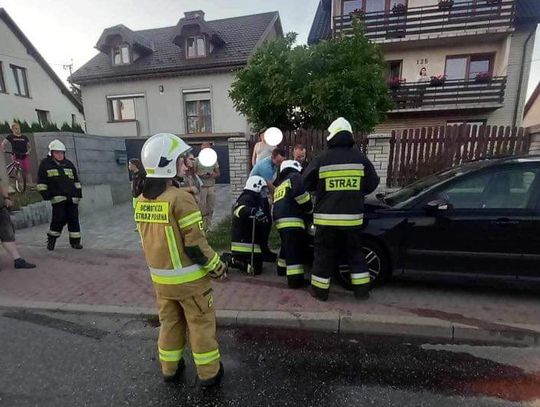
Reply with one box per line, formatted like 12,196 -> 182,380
430,75 -> 447,86
438,0 -> 455,10
349,8 -> 365,18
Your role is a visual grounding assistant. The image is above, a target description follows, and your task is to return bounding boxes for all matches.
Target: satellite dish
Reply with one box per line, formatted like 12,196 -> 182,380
198,147 -> 218,167
264,127 -> 283,147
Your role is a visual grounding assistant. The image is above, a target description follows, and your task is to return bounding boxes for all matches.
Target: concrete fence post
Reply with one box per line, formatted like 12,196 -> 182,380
528,125 -> 540,155
366,133 -> 392,191
228,136 -> 250,202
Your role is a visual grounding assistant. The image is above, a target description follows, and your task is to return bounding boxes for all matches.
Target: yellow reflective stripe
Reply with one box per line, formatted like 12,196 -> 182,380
294,192 -> 311,205
159,347 -> 184,362
314,218 -> 363,227
311,279 -> 330,290
233,205 -> 246,218
319,169 -> 364,179
275,218 -> 305,230
47,169 -> 60,177
231,243 -> 262,253
352,277 -> 371,285
37,183 -> 48,191
286,265 -> 304,276
165,226 -> 182,269
48,230 -> 61,237
150,268 -> 208,285
203,253 -> 220,272
69,232 -> 81,238
132,197 -> 137,209
75,182 -> 82,189
192,349 -> 220,366
51,196 -> 67,204
178,211 -> 203,229
277,258 -> 286,268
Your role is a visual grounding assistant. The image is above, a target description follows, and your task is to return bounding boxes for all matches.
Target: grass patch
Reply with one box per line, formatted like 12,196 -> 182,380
207,216 -> 281,253
9,189 -> 43,211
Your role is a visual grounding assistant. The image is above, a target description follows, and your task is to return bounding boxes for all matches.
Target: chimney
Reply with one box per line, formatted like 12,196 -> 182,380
184,10 -> 205,20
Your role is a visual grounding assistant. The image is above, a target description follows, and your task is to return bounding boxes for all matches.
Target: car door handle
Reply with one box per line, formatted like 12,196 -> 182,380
492,218 -> 520,226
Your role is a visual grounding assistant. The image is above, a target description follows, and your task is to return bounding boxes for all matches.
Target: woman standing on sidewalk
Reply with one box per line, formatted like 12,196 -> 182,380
178,153 -> 202,204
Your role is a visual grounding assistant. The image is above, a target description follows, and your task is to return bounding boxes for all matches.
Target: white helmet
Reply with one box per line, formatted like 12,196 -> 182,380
141,133 -> 191,178
244,176 -> 267,193
280,160 -> 302,173
327,117 -> 353,141
48,139 -> 66,155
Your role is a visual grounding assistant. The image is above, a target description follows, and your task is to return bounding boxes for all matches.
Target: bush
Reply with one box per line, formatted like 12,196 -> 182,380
0,121 -> 10,133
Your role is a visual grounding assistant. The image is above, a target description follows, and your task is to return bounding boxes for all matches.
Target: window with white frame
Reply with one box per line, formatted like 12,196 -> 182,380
184,90 -> 212,133
186,36 -> 207,58
112,44 -> 131,65
36,110 -> 50,126
0,62 -> 6,93
10,65 -> 29,97
107,94 -> 143,121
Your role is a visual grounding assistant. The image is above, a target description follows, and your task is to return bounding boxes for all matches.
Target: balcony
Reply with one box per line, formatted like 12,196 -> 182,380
388,76 -> 507,113
333,0 -> 515,44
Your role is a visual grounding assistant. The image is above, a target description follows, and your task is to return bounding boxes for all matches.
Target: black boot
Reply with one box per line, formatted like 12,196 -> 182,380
163,359 -> 186,383
310,287 -> 329,302
70,239 -> 83,250
288,277 -> 310,290
14,258 -> 36,269
47,235 -> 57,251
354,286 -> 370,300
199,362 -> 224,388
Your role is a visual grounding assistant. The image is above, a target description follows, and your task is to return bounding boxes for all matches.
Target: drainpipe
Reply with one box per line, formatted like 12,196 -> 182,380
512,27 -> 536,127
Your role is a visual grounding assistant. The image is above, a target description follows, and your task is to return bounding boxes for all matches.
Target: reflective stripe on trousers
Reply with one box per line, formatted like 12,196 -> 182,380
275,217 -> 305,230
159,347 -> 184,362
313,213 -> 363,227
311,275 -> 330,290
231,242 -> 262,253
351,272 -> 370,286
192,349 -> 220,366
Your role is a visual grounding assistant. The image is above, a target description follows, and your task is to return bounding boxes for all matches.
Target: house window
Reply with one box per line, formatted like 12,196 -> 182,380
343,0 -> 362,14
186,36 -> 206,58
386,60 -> 402,79
107,97 -> 137,121
184,90 -> 212,133
365,0 -> 386,13
0,62 -> 6,93
36,110 -> 50,126
112,44 -> 131,65
71,114 -> 77,127
445,54 -> 494,80
10,65 -> 29,97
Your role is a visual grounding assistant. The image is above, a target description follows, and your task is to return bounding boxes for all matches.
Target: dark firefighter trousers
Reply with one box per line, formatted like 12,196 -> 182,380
311,227 -> 370,299
277,227 -> 309,288
48,201 -> 81,244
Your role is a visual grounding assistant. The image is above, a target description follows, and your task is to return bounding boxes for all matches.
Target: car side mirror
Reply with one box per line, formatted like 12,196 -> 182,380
425,199 -> 453,215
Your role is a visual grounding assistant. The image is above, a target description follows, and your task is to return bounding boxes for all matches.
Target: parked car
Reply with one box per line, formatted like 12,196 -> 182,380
336,155 -> 540,287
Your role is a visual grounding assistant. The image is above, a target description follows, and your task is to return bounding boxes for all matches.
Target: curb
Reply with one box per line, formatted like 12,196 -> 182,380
1,297 -> 539,346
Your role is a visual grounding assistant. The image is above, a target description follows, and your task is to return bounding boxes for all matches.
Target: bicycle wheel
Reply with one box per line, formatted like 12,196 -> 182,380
14,167 -> 26,193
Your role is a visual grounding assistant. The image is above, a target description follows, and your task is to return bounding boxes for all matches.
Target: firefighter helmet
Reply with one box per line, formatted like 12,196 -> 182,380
48,139 -> 66,155
280,160 -> 302,173
244,176 -> 267,193
141,133 -> 191,178
327,117 -> 353,141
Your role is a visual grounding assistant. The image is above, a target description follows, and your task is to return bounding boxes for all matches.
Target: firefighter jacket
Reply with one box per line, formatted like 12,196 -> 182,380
231,190 -> 269,254
37,157 -> 82,204
303,131 -> 380,228
135,186 -> 220,287
272,171 -> 313,231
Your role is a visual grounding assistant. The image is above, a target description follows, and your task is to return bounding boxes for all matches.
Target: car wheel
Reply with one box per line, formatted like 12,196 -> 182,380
334,240 -> 391,290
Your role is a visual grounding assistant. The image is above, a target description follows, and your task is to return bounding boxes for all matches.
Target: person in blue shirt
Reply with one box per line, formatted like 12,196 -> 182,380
249,148 -> 287,194
248,147 -> 287,262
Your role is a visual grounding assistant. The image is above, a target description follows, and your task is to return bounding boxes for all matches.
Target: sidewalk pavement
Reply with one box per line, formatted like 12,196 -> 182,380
3,183 -> 540,346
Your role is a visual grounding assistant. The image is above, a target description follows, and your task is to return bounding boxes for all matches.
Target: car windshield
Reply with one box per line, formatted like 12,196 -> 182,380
383,162 -> 486,207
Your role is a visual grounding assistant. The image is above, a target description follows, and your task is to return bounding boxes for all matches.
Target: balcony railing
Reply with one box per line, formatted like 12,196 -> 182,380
333,0 -> 515,42
389,76 -> 507,112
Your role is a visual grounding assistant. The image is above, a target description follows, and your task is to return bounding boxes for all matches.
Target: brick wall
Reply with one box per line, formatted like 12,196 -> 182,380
529,125 -> 540,155
228,136 -> 250,201
365,134 -> 392,190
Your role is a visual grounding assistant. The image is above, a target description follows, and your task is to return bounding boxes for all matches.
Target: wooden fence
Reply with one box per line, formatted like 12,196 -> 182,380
387,125 -> 531,188
248,129 -> 368,168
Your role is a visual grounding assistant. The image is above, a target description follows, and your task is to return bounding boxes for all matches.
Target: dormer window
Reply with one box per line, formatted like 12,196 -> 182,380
186,36 -> 206,58
112,44 -> 131,65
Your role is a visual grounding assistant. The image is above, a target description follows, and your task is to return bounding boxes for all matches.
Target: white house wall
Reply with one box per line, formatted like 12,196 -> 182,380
0,18 -> 83,126
81,71 -> 250,137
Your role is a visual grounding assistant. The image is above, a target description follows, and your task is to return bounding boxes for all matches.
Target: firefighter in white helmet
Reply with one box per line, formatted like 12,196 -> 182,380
136,133 -> 227,387
304,118 -> 380,301
37,139 -> 83,250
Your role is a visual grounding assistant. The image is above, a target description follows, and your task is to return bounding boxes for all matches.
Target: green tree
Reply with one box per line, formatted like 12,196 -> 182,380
230,24 -> 393,133
60,122 -> 72,132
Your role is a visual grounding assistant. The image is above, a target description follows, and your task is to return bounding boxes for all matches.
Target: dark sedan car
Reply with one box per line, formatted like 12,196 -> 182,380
357,155 -> 540,285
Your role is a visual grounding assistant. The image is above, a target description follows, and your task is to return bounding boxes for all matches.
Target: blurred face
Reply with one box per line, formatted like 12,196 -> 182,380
11,123 -> 21,135
128,162 -> 137,173
420,68 -> 427,76
201,142 -> 212,149
185,154 -> 195,168
293,148 -> 306,162
52,151 -> 65,161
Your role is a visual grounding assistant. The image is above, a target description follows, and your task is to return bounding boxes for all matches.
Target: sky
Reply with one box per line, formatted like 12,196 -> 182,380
1,0 -> 539,98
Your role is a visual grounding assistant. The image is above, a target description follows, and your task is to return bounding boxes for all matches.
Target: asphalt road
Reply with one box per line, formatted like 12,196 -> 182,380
0,309 -> 539,407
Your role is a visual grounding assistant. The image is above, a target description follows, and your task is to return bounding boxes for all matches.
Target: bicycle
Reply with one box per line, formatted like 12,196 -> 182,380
6,156 -> 27,193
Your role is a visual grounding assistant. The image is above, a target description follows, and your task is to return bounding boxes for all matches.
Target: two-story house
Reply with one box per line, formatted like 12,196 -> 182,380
0,8 -> 83,127
71,10 -> 283,139
308,0 -> 540,132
